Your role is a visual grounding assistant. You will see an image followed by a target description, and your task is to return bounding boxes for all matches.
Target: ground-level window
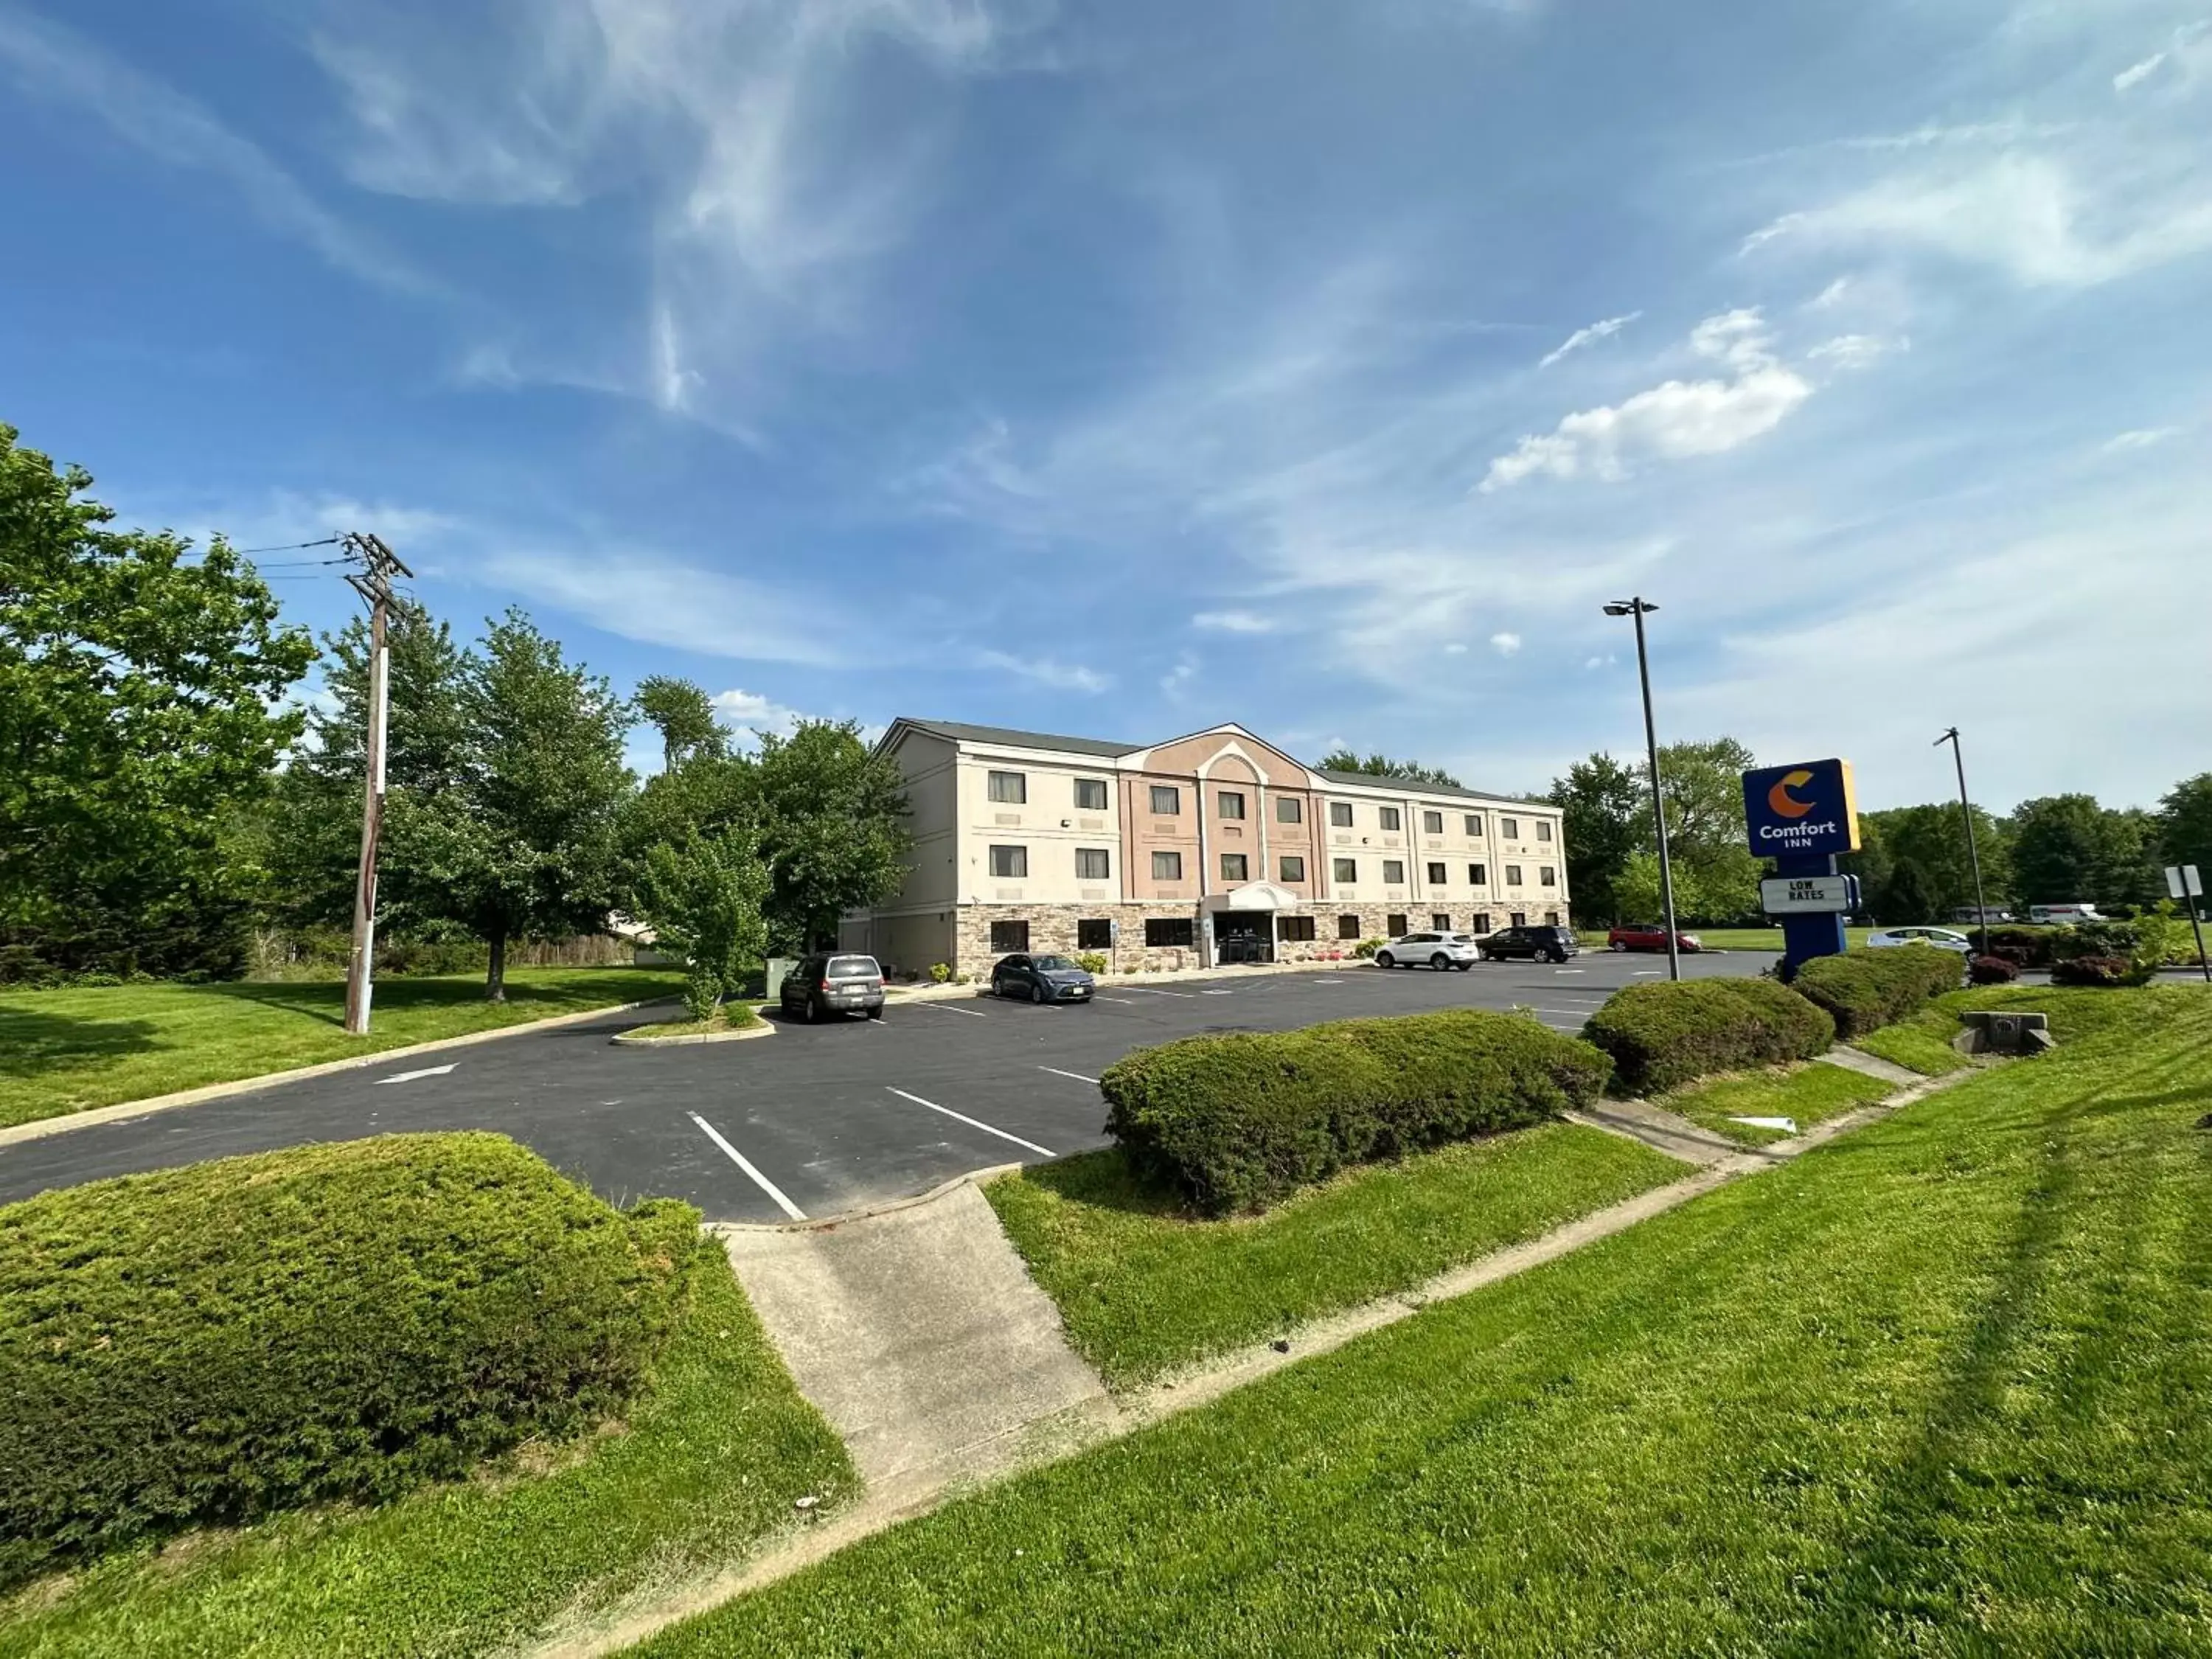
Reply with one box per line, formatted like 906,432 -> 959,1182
1545,911 -> 1560,925
1379,807 -> 1402,831
1500,815 -> 1520,839
1510,912 -> 1527,928
1505,863 -> 1523,886
1220,852 -> 1249,883
1386,913 -> 1409,937
1540,866 -> 1557,887
1338,914 -> 1363,939
1074,777 -> 1108,811
1464,813 -> 1484,837
988,771 -> 1026,804
1277,796 -> 1302,823
1077,917 -> 1113,950
1150,785 -> 1181,815
1537,820 -> 1554,842
1426,862 -> 1446,885
1431,913 -> 1451,930
1076,846 -> 1111,880
990,844 -> 1027,878
1422,810 -> 1444,834
1382,860 -> 1405,885
1145,917 -> 1194,948
1152,849 -> 1183,881
1217,790 -> 1246,820
1333,857 -> 1358,883
1469,862 -> 1487,885
1279,854 -> 1306,883
1330,801 -> 1354,827
991,919 -> 1029,952
1278,915 -> 1317,942
1471,914 -> 1492,934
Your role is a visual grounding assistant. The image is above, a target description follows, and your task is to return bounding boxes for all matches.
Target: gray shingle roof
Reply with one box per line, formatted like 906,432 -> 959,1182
1313,767 -> 1551,810
894,719 -> 1138,759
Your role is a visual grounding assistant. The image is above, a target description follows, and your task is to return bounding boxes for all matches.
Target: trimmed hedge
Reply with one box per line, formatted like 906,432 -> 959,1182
1969,953 -> 2021,985
1791,945 -> 1964,1038
0,1133 -> 703,1589
1579,978 -> 1834,1096
1100,1009 -> 1610,1215
1983,926 -> 2056,967
2051,954 -> 2134,987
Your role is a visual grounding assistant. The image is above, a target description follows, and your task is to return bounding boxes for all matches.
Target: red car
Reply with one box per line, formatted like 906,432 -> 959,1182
1607,925 -> 1704,953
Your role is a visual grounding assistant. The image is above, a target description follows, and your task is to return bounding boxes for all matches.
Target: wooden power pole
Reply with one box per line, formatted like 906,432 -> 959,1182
341,533 -> 414,1036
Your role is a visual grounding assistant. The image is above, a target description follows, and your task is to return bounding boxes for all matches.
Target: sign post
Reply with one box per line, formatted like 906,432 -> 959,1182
2167,865 -> 2209,984
1743,759 -> 1863,978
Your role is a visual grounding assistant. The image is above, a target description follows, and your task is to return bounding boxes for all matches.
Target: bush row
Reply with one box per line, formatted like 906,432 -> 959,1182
0,1133 -> 703,1589
1579,978 -> 1834,1096
1101,1009 -> 1611,1214
1790,945 -> 1965,1038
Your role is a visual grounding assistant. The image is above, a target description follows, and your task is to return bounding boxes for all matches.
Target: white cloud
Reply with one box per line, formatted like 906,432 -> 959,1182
1805,276 -> 1854,310
711,688 -> 809,743
978,650 -> 1111,692
2101,425 -> 2183,452
1160,653 -> 1198,698
484,548 -> 852,665
1582,653 -> 1616,670
2115,49 -> 2170,91
1481,308 -> 1813,491
1489,631 -> 1523,655
1192,608 -> 1276,633
2114,22 -> 2211,94
1806,333 -> 1909,370
1538,311 -> 1641,368
1443,641 -> 1470,655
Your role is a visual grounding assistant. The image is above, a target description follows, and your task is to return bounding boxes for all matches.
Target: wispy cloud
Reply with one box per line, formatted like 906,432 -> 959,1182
484,547 -> 853,666
978,650 -> 1111,692
1192,608 -> 1276,633
1806,333 -> 1909,370
1489,632 -> 1523,655
2101,425 -> 2183,452
1538,311 -> 1641,368
2113,22 -> 2211,94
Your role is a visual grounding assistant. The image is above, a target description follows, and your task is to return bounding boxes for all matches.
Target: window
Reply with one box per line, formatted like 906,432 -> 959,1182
1426,862 -> 1447,885
1540,866 -> 1557,887
1145,917 -> 1194,948
1077,917 -> 1113,950
1511,911 -> 1528,928
1429,913 -> 1449,930
1074,777 -> 1108,811
990,919 -> 1029,952
1545,910 -> 1561,924
1329,801 -> 1354,827
1220,852 -> 1249,883
1276,796 -> 1303,824
1333,857 -> 1358,883
1152,849 -> 1183,881
1500,815 -> 1520,839
1076,847 -> 1111,880
1383,859 -> 1406,885
1387,913 -> 1408,936
1278,916 -> 1316,942
1469,863 -> 1487,885
988,771 -> 1026,804
1338,914 -> 1363,939
1150,785 -> 1181,815
1470,914 -> 1492,935
1217,790 -> 1246,820
1379,806 -> 1402,832
1464,813 -> 1484,837
1505,864 -> 1523,886
989,844 -> 1028,878
1422,810 -> 1444,834
1279,855 -> 1306,883
1537,819 -> 1554,842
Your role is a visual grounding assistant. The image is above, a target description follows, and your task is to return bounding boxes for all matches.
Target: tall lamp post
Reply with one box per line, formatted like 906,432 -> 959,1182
1933,726 -> 1991,956
1605,598 -> 1680,981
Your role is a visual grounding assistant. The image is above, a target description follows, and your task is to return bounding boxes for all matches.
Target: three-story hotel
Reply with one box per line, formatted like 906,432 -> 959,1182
839,719 -> 1571,975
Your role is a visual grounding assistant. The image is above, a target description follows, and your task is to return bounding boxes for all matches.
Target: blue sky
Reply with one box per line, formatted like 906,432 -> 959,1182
4,0 -> 2208,809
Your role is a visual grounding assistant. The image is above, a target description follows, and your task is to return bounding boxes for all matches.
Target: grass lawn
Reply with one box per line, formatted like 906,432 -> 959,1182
0,967 -> 684,1129
1851,983 -> 2150,1078
1660,1060 -> 1896,1146
985,1123 -> 1686,1391
0,1244 -> 852,1658
622,1003 -> 762,1040
1578,926 -> 1878,953
639,984 -> 2212,1658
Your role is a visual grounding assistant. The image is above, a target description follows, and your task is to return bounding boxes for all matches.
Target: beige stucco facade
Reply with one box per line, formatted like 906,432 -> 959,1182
839,720 -> 1571,976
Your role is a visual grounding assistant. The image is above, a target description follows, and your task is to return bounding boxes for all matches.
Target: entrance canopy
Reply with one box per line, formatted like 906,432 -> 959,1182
1201,881 -> 1301,914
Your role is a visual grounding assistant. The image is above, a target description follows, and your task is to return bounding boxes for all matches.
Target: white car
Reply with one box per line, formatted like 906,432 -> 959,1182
1866,926 -> 1974,954
1374,931 -> 1483,970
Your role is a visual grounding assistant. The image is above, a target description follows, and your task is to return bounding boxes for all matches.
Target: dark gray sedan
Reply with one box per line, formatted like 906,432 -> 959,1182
990,953 -> 1096,1004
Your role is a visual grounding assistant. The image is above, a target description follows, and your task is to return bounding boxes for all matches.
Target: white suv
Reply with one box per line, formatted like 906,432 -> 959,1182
1374,931 -> 1482,971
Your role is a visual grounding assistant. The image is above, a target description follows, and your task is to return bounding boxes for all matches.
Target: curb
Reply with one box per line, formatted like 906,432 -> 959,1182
705,1163 -> 1025,1236
611,1020 -> 776,1048
0,996 -> 681,1152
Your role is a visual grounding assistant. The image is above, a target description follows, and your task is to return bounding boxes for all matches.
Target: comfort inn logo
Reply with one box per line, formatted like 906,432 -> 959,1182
1766,769 -> 1817,821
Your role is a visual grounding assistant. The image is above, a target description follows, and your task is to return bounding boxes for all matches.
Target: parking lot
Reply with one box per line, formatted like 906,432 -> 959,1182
0,951 -> 1776,1223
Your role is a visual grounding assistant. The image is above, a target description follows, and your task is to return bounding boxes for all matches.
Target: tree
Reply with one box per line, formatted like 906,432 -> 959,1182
397,611 -> 634,999
636,821 -> 771,1020
635,675 -> 727,773
753,722 -> 912,952
1316,750 -> 1463,789
1877,857 -> 1937,925
2008,794 -> 2160,908
1547,752 -> 1643,924
1857,803 -> 2012,919
1650,737 -> 1763,920
2160,773 -> 2212,884
0,424 -> 315,976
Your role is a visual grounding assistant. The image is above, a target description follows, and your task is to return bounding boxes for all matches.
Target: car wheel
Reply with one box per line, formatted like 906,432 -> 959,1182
1375,951 -> 1395,968
1430,953 -> 1451,970
868,1005 -> 884,1020
1610,939 -> 1627,952
1456,961 -> 1473,973
1030,981 -> 1047,1004
801,996 -> 818,1024
1543,947 -> 1564,964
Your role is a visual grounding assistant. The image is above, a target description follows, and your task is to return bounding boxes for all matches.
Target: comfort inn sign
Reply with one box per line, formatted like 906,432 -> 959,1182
1740,759 -> 1861,858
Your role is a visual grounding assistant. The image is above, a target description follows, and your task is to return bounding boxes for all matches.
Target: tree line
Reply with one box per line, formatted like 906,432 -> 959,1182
1,424 -> 910,1004
1547,740 -> 2212,926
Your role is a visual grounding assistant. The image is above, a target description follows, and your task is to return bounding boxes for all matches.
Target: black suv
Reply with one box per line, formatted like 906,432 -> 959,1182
1477,925 -> 1581,964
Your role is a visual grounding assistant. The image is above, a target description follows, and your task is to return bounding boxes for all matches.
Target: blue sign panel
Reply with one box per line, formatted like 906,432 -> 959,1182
1742,759 -> 1861,858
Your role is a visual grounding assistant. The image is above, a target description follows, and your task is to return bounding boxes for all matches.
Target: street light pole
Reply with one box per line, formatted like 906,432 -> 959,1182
1607,599 -> 1680,981
1934,726 -> 1991,956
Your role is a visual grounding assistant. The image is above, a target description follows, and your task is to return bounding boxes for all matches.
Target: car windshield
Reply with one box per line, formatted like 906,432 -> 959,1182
827,959 -> 878,977
1031,955 -> 1079,971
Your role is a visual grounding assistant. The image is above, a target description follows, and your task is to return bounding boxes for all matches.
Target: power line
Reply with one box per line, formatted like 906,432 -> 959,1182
232,536 -> 344,555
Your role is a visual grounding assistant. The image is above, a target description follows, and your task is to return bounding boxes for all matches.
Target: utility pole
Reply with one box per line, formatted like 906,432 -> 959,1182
1934,727 -> 1991,956
341,533 -> 414,1036
1605,598 -> 1680,981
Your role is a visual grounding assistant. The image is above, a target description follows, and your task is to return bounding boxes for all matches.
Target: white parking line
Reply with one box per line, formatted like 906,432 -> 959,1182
1200,990 -> 1235,997
886,1088 -> 1055,1158
686,1112 -> 807,1221
1633,970 -> 1665,976
375,1062 -> 456,1085
1531,1007 -> 1600,1018
1098,996 -> 1140,1005
1553,968 -> 1587,975
912,1001 -> 989,1018
1120,987 -> 1197,998
1312,978 -> 1343,984
1037,1065 -> 1100,1085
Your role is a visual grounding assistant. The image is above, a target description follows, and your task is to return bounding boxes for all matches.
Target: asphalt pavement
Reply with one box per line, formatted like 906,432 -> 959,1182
0,950 -> 1777,1222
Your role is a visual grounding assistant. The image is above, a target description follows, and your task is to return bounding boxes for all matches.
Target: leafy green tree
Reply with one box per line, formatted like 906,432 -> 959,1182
397,611 -> 634,999
2160,773 -> 2212,886
1876,857 -> 1937,925
1547,752 -> 1644,924
634,675 -> 727,773
1316,750 -> 1463,789
1650,737 -> 1763,920
636,821 -> 771,1020
753,722 -> 912,952
0,425 -> 314,976
1858,803 -> 2012,919
2008,794 -> 2161,908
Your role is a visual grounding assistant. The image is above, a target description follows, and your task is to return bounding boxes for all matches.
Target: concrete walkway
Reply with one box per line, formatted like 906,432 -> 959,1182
1815,1044 -> 1926,1088
1568,1097 -> 1745,1166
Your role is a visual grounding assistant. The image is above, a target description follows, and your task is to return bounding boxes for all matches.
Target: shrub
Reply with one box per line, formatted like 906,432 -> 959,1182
1101,1009 -> 1610,1214
1353,939 -> 1383,959
1982,927 -> 2056,968
1791,945 -> 1964,1038
928,962 -> 953,983
1969,953 -> 2020,985
1074,952 -> 1110,975
0,1133 -> 703,1589
2051,954 -> 2135,987
1579,978 -> 1833,1096
2048,920 -> 2140,963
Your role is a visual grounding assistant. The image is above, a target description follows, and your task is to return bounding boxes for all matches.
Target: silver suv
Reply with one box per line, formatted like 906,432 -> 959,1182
780,953 -> 886,1022
1373,931 -> 1481,971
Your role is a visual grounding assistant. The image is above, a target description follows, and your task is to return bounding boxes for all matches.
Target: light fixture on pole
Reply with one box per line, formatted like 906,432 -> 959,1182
1933,726 -> 1992,956
1604,597 -> 1680,982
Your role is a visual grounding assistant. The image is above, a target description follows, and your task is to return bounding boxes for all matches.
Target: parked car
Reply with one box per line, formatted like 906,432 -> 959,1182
990,952 -> 1096,1004
1373,931 -> 1482,970
1476,924 -> 1582,964
1866,926 -> 1974,954
779,953 -> 886,1021
2027,904 -> 2103,925
1606,925 -> 1705,953
1951,906 -> 2013,925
